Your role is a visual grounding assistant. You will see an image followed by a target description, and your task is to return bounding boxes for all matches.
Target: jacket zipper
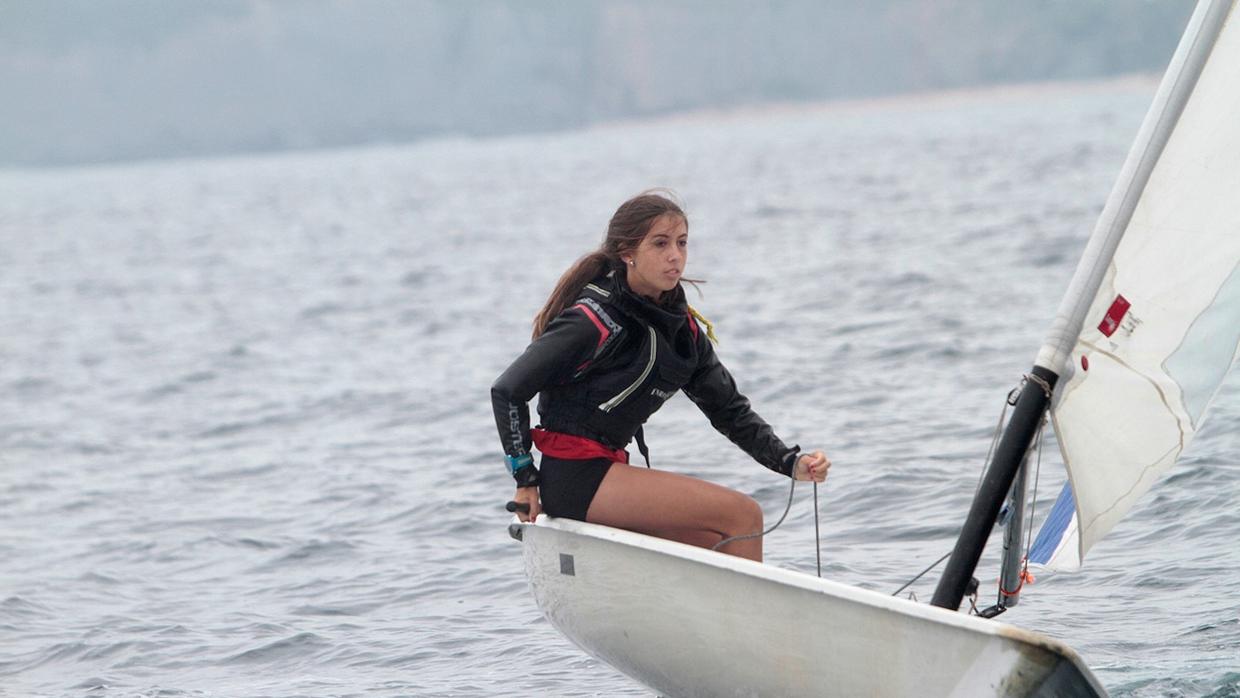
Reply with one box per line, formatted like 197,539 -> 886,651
598,326 -> 657,412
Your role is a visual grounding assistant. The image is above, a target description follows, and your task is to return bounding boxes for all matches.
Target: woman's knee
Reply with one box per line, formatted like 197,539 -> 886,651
728,491 -> 763,531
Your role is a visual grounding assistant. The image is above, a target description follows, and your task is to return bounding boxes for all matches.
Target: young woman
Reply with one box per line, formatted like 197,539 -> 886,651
491,191 -> 829,561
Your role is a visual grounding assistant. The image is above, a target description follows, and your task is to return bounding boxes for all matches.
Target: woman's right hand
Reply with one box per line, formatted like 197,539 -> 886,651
794,450 -> 830,483
513,486 -> 542,523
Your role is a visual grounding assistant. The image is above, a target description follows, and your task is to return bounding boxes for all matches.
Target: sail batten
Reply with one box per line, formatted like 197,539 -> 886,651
1032,0 -> 1240,570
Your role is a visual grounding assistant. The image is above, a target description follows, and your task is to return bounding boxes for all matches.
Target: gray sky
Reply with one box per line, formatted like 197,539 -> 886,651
0,0 -> 1196,167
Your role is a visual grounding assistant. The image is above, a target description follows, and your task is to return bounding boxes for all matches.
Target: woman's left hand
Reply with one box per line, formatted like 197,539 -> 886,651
794,450 -> 830,483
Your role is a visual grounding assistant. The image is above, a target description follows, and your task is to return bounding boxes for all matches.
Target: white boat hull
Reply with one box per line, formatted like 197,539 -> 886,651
512,517 -> 1105,697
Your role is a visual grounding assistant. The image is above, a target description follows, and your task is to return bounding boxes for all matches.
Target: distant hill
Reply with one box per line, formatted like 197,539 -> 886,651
0,0 -> 1196,166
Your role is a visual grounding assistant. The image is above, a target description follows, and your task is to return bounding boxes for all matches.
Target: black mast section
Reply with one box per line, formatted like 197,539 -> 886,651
931,365 -> 1059,610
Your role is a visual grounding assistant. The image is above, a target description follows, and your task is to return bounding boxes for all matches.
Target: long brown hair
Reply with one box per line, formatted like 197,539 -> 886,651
532,190 -> 689,338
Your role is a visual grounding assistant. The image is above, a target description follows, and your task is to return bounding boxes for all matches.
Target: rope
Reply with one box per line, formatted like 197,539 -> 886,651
1025,372 -> 1053,399
712,457 -> 825,578
687,305 -> 718,343
891,551 -> 952,597
890,379 -> 1020,597
1025,419 -> 1044,560
975,393 -> 1014,495
998,413 -> 1046,598
814,482 -> 822,577
712,469 -> 798,552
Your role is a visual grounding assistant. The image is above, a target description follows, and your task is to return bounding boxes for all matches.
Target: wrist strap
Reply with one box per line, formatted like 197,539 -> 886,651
505,453 -> 534,475
514,465 -> 541,488
506,453 -> 540,487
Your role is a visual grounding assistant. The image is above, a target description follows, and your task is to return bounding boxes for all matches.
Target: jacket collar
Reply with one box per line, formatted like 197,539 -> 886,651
602,270 -> 688,336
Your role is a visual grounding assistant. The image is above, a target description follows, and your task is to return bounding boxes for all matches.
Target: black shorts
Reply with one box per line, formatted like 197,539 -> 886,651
538,455 -> 615,521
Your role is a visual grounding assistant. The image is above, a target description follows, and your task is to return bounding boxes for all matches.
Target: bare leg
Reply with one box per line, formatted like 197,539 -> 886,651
585,462 -> 765,561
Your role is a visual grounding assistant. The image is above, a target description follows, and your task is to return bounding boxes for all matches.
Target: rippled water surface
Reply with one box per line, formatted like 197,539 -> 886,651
2,79 -> 1238,697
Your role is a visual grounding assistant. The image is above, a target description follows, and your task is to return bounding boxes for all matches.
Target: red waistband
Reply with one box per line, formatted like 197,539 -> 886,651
531,428 -> 629,464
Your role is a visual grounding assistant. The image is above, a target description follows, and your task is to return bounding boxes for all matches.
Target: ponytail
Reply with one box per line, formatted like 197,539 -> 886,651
532,250 -> 612,339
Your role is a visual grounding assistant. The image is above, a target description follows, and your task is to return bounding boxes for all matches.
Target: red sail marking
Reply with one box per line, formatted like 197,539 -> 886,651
1098,294 -> 1131,338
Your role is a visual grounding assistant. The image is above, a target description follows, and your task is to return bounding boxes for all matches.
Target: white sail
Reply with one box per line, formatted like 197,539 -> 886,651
1031,0 -> 1240,570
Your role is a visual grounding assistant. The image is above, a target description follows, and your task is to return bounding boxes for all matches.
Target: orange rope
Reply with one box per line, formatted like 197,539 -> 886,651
998,560 -> 1036,597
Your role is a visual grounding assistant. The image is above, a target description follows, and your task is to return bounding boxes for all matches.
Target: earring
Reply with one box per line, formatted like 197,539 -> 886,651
628,260 -> 635,266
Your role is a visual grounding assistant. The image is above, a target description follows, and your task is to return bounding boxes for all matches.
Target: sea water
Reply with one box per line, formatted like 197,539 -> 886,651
2,78 -> 1238,697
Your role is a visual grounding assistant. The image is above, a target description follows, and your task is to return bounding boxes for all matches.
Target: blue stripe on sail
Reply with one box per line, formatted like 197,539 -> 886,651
1029,483 -> 1076,564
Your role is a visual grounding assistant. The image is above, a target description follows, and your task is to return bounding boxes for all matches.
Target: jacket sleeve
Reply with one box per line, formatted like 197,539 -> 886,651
681,336 -> 799,477
491,308 -> 602,480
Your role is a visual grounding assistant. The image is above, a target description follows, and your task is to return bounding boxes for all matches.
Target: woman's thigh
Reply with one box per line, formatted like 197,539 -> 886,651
585,463 -> 762,541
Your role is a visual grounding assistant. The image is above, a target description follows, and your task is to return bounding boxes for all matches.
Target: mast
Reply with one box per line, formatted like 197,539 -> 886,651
996,447 -> 1030,609
930,367 -> 1056,610
931,0 -> 1233,611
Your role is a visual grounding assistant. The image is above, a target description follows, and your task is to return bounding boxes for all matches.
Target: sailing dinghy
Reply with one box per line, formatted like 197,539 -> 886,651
510,1 -> 1240,694
510,518 -> 1103,696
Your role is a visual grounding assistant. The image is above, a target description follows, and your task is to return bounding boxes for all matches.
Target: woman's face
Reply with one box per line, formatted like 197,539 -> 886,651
623,214 -> 688,300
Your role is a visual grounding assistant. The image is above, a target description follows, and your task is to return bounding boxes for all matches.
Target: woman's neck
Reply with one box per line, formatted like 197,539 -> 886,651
620,273 -> 657,302
629,281 -> 662,302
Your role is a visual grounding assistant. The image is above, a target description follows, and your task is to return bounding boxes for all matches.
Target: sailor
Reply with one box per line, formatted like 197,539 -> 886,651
491,190 -> 830,561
